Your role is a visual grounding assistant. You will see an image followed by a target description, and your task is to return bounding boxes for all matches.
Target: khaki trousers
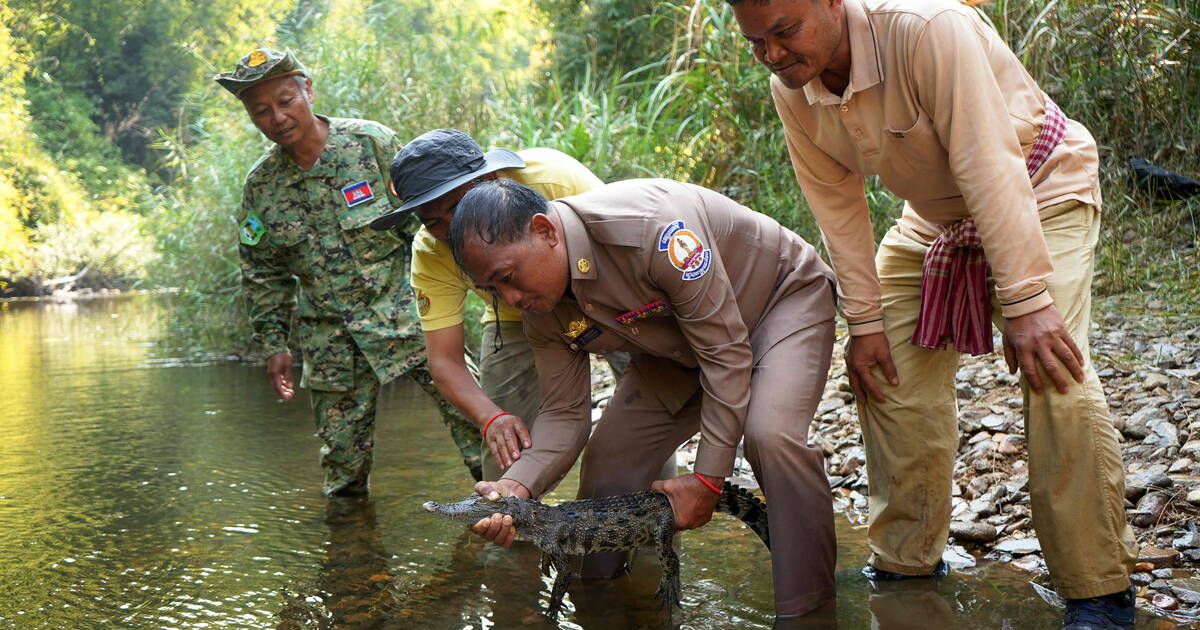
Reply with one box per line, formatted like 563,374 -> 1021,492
860,200 -> 1135,599
577,315 -> 838,616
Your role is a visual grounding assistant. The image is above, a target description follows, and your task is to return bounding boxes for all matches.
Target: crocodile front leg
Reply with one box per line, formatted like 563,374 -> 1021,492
653,516 -> 682,610
545,551 -> 573,620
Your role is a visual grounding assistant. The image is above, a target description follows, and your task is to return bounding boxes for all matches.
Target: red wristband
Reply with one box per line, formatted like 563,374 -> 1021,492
482,412 -> 512,440
693,472 -> 723,495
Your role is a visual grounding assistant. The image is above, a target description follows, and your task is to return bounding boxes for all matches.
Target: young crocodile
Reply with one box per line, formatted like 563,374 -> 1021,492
422,482 -> 769,619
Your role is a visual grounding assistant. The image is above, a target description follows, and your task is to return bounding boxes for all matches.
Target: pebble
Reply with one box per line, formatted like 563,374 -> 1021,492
1152,592 -> 1180,610
1187,488 -> 1200,505
1169,578 -> 1200,605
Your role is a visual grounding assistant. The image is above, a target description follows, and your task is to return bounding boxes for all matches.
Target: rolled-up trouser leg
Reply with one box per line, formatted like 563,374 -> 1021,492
743,316 -> 837,616
408,353 -> 483,481
999,201 -> 1134,598
310,351 -> 381,496
859,227 -> 960,575
576,359 -> 703,579
478,321 -> 542,481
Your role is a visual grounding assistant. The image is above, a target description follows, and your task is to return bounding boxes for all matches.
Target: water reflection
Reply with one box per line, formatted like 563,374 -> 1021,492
0,295 -> 1184,629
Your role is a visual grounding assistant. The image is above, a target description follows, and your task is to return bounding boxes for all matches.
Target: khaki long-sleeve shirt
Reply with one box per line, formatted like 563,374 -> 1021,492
771,0 -> 1102,336
505,179 -> 836,497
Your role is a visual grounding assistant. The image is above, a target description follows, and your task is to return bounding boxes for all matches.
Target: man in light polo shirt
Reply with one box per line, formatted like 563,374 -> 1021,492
371,129 -> 632,481
729,0 -> 1136,628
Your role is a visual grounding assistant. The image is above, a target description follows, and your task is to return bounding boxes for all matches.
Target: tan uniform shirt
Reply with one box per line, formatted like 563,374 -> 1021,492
771,0 -> 1102,336
506,179 -> 836,497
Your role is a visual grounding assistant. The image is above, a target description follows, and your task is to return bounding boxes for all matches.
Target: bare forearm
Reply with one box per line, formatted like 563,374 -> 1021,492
429,355 -> 503,427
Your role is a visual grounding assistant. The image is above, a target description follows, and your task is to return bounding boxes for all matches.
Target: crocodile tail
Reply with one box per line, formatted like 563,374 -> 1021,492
716,482 -> 770,550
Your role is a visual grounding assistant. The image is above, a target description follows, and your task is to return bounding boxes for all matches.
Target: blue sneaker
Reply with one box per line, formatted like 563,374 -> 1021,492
1062,587 -> 1136,630
861,560 -> 949,581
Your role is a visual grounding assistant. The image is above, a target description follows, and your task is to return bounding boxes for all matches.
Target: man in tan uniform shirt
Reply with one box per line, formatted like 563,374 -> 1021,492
451,178 -> 839,619
730,0 -> 1136,627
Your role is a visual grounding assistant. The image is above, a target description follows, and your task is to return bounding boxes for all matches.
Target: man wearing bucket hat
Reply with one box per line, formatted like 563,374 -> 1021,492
372,129 -> 647,482
215,49 -> 482,496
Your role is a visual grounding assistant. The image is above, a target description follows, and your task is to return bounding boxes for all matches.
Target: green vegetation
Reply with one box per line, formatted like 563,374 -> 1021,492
1,0 -> 1196,353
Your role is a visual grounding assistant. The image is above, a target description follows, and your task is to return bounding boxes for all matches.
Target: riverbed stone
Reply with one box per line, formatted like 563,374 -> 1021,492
1140,547 -> 1182,568
1169,578 -> 1200,606
1152,592 -> 1180,610
950,521 -> 999,542
1132,572 -> 1154,586
995,538 -> 1042,555
1174,533 -> 1200,550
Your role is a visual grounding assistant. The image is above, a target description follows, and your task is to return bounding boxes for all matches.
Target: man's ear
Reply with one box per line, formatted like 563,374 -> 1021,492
529,213 -> 558,247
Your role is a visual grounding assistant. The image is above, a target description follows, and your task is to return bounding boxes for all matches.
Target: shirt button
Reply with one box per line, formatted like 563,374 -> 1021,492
631,326 -> 639,335
840,104 -> 849,113
854,128 -> 865,139
585,304 -> 594,312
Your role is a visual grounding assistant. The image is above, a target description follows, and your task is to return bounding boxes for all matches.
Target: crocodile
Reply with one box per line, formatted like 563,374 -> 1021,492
422,482 -> 769,619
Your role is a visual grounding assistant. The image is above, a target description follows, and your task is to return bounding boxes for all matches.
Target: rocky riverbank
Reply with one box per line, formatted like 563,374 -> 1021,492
589,295 -> 1200,625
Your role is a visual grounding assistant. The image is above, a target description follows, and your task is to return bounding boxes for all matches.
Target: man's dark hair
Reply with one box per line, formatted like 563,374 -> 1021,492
449,178 -> 550,269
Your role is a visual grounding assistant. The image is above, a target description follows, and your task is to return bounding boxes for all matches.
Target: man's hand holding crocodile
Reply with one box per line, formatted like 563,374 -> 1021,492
650,473 -> 720,530
470,479 -> 530,547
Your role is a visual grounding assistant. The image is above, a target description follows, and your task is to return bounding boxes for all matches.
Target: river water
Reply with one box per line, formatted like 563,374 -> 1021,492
0,295 -> 1178,629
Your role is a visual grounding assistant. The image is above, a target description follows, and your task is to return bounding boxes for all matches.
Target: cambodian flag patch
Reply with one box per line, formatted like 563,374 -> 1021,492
341,180 -> 375,207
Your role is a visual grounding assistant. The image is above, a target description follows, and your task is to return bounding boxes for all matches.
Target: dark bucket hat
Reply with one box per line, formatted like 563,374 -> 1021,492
214,48 -> 307,97
370,129 -> 524,231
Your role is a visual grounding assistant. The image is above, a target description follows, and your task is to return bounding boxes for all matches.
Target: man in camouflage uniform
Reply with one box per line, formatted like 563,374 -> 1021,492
215,48 -> 481,496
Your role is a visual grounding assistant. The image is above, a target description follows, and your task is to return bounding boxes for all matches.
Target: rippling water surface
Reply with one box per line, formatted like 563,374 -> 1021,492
0,295 -> 1178,629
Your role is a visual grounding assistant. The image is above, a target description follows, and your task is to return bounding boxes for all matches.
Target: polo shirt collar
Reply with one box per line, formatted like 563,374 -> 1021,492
802,0 -> 883,106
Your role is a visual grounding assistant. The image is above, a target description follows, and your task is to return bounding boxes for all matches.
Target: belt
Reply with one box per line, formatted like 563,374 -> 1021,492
909,96 -> 1067,356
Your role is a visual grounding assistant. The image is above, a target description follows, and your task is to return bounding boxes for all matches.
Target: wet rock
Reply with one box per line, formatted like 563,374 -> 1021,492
1174,532 -> 1200,550
950,521 -> 999,542
1139,547 -> 1182,569
995,538 -> 1042,555
1135,561 -> 1158,572
1170,578 -> 1200,605
1152,592 -> 1180,610
941,544 -> 976,570
1132,572 -> 1154,586
1132,493 -> 1171,527
1009,555 -> 1044,572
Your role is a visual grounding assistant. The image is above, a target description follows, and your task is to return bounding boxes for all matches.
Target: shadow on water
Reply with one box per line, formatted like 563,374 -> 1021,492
0,295 -> 1186,629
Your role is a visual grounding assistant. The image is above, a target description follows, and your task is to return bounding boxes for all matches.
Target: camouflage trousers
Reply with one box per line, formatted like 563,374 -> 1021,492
310,352 -> 481,496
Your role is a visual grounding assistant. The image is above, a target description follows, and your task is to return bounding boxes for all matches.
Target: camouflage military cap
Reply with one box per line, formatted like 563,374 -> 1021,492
214,48 -> 307,97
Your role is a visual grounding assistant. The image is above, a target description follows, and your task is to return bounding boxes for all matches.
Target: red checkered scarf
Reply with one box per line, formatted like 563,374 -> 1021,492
910,96 -> 1068,356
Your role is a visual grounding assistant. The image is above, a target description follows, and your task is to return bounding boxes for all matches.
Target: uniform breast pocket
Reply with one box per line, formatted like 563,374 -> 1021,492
880,110 -> 954,200
341,200 -> 403,265
265,221 -> 308,264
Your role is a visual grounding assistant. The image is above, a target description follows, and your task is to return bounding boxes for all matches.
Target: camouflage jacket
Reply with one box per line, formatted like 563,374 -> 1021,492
238,116 -> 423,391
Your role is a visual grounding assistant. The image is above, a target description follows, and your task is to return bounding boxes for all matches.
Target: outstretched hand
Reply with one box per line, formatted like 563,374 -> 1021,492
1002,304 -> 1084,395
650,474 -> 720,531
266,352 -> 295,400
470,478 -> 531,548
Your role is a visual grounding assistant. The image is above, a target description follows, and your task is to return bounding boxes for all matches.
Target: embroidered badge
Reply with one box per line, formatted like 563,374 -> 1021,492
341,180 -> 375,207
615,300 -> 671,326
563,318 -> 589,340
658,220 -> 712,280
568,326 -> 602,352
240,212 -> 266,246
416,290 -> 431,317
248,50 -> 267,67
